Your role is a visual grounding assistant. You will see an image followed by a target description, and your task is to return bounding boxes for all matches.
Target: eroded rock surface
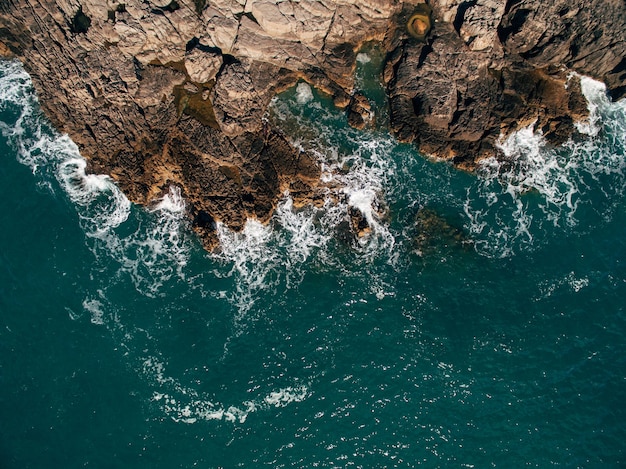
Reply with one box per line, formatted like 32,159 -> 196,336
0,0 -> 408,246
386,0 -> 625,168
0,0 -> 624,245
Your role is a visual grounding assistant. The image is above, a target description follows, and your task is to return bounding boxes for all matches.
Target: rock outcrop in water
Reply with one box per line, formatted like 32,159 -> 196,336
386,0 -> 626,168
0,0 -> 624,246
0,0 -> 405,247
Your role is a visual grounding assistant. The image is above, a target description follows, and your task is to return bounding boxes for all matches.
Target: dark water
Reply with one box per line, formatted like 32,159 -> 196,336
1,53 -> 625,467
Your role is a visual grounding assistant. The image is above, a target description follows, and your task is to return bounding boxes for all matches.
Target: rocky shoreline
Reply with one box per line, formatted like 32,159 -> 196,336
1,0 -> 624,247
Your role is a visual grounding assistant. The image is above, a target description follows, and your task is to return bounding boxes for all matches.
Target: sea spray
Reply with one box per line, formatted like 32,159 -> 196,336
206,84 -> 405,319
0,63 -> 321,421
3,59 -> 626,440
270,85 -> 397,261
58,157 -> 131,235
144,355 -> 310,424
0,60 -> 192,297
214,219 -> 278,319
463,76 -> 626,256
4,60 -> 625,269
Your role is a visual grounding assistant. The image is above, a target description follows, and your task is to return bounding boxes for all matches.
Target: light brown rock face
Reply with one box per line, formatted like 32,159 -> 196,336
0,0 -> 624,246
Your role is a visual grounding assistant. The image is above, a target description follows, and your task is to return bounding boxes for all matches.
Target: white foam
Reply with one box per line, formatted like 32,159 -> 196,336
58,157 -> 131,235
152,185 -> 185,214
1,60 -> 132,234
211,193 -> 345,322
535,271 -> 590,300
263,385 -> 310,407
212,123 -> 399,314
0,61 -> 32,118
464,77 -> 626,256
257,82 -> 402,284
96,187 -> 191,298
1,61 -> 191,297
214,219 -> 277,318
143,356 -> 309,424
575,75 -> 607,136
568,273 -> 589,292
83,298 -> 105,325
335,142 -> 397,257
356,53 -> 371,64
275,194 -> 332,266
296,82 -> 313,105
210,150 -> 399,321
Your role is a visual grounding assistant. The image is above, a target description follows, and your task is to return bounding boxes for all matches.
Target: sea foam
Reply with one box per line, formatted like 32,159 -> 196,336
144,355 -> 310,424
463,76 -> 626,257
208,89 -> 402,321
0,60 -> 191,297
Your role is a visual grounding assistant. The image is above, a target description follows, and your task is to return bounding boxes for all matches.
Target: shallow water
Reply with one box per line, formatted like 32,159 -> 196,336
1,55 -> 625,467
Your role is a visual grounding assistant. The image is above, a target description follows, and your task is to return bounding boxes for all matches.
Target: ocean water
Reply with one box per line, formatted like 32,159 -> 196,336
1,51 -> 625,467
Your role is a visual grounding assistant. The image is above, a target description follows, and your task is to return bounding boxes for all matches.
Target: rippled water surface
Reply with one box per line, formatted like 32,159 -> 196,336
1,55 -> 625,467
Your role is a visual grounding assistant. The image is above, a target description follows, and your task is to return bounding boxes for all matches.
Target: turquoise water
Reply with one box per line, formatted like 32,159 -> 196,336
1,53 -> 625,467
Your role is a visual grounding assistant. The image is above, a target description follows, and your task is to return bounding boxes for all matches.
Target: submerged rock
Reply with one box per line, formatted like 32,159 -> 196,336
413,207 -> 470,254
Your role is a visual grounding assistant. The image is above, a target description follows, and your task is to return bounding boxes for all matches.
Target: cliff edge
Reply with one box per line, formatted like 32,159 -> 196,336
1,0 -> 624,246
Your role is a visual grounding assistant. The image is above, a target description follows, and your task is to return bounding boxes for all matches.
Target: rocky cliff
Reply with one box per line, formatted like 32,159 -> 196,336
1,0 -> 624,246
386,0 -> 626,167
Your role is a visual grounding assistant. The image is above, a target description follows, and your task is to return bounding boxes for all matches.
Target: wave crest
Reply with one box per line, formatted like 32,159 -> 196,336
464,77 -> 626,256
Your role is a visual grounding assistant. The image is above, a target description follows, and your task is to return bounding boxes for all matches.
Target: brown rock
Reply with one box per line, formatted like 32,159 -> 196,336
0,0 -> 404,249
0,0 -> 625,252
385,0 -> 625,167
184,48 -> 222,84
348,206 -> 372,238
0,40 -> 12,58
347,92 -> 373,130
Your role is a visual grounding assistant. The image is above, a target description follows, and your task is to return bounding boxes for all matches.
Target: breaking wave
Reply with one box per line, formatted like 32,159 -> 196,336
464,76 -> 626,257
4,58 -> 626,430
0,60 -> 191,297
4,58 -> 625,296
205,85 -> 402,318
58,157 -> 131,234
270,83 -> 397,260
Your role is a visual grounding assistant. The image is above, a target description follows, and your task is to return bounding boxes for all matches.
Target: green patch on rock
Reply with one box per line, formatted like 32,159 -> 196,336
174,83 -> 220,129
407,4 -> 432,41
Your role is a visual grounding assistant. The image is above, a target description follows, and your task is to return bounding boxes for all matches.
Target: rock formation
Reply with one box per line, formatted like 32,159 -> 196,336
0,0 -> 408,247
0,0 -> 624,246
386,0 -> 625,168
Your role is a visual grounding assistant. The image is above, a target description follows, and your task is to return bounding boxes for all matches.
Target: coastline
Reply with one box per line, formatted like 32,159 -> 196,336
1,0 -> 625,248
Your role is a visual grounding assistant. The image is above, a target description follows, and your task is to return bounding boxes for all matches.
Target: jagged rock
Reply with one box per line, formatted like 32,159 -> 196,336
0,0 -> 406,248
498,0 -> 626,100
348,206 -> 372,238
386,0 -> 626,167
185,48 -> 222,84
456,0 -> 506,51
0,0 -> 624,250
347,92 -> 373,130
